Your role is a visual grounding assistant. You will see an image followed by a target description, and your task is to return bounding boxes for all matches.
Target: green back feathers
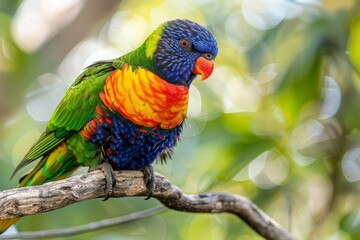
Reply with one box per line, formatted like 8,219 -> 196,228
12,61 -> 120,179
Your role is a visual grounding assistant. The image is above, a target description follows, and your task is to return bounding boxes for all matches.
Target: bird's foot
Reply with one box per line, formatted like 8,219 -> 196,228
140,165 -> 155,200
88,162 -> 116,201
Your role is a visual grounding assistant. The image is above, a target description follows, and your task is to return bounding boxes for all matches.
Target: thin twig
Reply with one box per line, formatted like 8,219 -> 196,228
0,206 -> 166,239
0,170 -> 299,240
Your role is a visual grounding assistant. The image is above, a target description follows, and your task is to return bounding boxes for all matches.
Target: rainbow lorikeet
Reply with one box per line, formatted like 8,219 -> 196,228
0,19 -> 218,233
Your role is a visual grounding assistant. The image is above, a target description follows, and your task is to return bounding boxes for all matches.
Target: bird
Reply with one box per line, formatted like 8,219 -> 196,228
0,19 -> 218,234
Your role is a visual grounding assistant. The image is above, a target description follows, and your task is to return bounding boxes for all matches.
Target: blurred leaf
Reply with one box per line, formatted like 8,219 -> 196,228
0,12 -> 11,38
339,89 -> 360,131
340,212 -> 360,237
348,13 -> 360,73
0,1 -> 21,15
274,14 -> 347,124
345,11 -> 360,139
218,138 -> 276,181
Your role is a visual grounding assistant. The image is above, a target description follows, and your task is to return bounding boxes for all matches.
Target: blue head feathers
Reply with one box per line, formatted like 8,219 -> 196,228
153,19 -> 218,87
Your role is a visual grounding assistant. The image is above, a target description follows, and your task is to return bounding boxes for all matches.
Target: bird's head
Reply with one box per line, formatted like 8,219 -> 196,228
144,19 -> 218,87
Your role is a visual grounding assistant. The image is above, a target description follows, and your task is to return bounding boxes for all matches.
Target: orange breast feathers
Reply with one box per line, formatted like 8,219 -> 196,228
100,64 -> 189,129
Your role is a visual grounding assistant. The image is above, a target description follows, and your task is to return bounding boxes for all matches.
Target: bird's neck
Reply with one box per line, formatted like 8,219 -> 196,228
119,43 -> 157,75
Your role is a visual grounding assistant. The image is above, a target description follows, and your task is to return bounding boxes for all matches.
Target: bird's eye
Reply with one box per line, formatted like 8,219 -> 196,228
179,39 -> 190,49
204,53 -> 213,60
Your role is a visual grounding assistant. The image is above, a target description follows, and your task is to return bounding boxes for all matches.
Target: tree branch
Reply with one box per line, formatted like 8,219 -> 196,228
0,171 -> 299,240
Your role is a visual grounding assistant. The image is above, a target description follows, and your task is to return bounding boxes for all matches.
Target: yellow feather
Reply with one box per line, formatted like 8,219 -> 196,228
31,170 -> 47,185
106,85 -> 115,103
129,89 -> 144,113
123,98 -> 136,115
145,24 -> 164,58
133,72 -> 147,100
123,67 -> 133,90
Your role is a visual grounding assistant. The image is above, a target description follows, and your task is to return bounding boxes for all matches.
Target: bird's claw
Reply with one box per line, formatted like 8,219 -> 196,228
140,165 -> 155,200
88,162 -> 116,201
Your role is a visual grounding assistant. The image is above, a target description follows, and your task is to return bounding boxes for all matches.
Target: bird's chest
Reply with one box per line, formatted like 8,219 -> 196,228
100,65 -> 189,129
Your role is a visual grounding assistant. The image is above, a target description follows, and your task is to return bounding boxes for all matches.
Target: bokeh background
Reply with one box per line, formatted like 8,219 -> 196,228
1,0 -> 360,239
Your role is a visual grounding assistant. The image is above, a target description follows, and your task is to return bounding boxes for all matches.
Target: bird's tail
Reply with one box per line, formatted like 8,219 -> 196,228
0,143 -> 80,234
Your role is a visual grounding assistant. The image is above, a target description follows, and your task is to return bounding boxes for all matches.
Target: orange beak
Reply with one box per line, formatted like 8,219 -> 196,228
193,57 -> 214,80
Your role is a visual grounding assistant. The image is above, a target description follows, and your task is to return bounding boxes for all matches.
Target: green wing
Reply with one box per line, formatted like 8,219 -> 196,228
12,60 -> 124,177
